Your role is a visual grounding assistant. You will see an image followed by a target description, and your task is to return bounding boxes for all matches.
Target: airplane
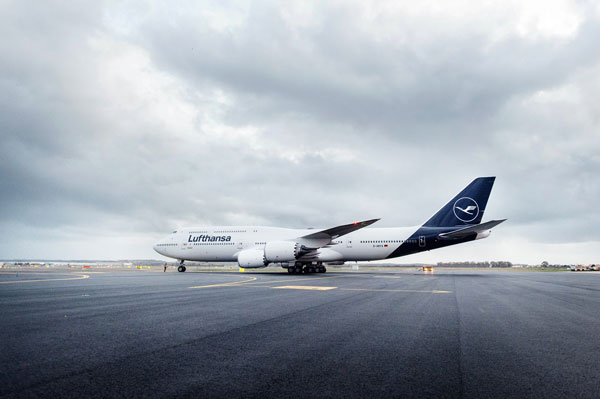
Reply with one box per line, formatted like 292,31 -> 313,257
153,176 -> 505,274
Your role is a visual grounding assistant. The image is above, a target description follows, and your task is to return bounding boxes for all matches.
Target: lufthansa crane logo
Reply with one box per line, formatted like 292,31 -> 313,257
453,197 -> 479,223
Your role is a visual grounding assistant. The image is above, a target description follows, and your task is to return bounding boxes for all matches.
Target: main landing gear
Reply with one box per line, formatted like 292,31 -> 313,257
177,260 -> 186,273
287,262 -> 326,274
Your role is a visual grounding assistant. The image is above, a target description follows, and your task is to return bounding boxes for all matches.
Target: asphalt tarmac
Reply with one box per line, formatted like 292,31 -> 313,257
1,269 -> 599,398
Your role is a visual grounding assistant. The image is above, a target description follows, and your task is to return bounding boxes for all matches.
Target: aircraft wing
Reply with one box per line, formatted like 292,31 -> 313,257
296,218 -> 380,247
438,219 -> 507,239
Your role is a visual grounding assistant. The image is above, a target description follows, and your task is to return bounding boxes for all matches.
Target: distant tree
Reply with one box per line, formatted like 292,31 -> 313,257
541,261 -> 549,268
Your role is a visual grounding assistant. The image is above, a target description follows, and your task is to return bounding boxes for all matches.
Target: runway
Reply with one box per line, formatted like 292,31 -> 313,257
1,269 -> 599,398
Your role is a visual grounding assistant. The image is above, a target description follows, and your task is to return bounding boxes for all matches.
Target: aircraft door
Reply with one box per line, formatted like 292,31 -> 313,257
237,242 -> 243,249
346,240 -> 352,248
419,236 -> 426,248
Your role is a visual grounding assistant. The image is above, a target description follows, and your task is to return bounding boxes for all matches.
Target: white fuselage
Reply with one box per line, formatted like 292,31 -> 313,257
153,225 -> 421,263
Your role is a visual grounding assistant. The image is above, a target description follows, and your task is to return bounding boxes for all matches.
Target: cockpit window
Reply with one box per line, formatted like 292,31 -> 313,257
172,231 -> 177,234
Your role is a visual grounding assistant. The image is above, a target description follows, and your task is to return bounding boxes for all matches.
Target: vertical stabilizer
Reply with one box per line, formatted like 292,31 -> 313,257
423,177 -> 495,227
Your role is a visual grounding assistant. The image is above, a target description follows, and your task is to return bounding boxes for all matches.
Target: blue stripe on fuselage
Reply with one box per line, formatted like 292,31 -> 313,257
386,226 -> 477,259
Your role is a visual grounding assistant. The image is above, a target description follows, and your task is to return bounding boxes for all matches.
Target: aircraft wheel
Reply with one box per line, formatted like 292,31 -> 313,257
178,265 -> 186,272
295,266 -> 302,274
321,266 -> 326,273
288,267 -> 294,274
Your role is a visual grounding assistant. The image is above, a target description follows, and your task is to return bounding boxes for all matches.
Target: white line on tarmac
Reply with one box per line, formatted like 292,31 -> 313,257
340,288 -> 452,294
188,276 -> 258,289
240,275 -> 350,286
0,273 -> 90,284
272,286 -> 337,291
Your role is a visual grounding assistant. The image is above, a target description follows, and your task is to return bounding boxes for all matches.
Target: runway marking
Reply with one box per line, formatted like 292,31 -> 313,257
188,276 -> 258,289
0,273 -> 90,284
187,274 -> 451,293
239,275 -> 348,286
374,276 -> 406,279
272,286 -> 337,291
340,288 -> 452,294
188,275 -> 343,289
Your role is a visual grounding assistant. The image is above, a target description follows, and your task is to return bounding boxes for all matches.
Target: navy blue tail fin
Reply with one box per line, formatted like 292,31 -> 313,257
423,177 -> 496,227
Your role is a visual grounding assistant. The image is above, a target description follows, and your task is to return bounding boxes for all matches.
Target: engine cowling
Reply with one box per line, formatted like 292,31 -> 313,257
264,241 -> 308,263
237,249 -> 267,268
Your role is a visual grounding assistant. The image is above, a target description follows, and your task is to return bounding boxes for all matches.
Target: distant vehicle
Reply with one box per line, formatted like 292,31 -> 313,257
422,266 -> 434,272
154,177 -> 506,274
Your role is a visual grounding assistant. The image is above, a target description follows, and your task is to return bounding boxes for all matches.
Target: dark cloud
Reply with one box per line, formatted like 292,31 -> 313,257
0,1 -> 599,263
134,3 -> 600,137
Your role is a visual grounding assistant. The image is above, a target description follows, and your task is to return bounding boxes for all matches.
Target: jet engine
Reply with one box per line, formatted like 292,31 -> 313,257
237,249 -> 267,268
264,241 -> 310,262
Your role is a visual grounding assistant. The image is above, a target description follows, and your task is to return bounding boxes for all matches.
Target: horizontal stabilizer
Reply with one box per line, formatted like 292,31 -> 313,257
438,219 -> 506,239
297,219 -> 380,247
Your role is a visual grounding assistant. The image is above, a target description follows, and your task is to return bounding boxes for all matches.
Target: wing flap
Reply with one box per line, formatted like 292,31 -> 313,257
439,219 -> 507,239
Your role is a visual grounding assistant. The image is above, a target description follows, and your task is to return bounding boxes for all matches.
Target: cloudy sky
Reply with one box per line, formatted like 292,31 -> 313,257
1,0 -> 599,264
